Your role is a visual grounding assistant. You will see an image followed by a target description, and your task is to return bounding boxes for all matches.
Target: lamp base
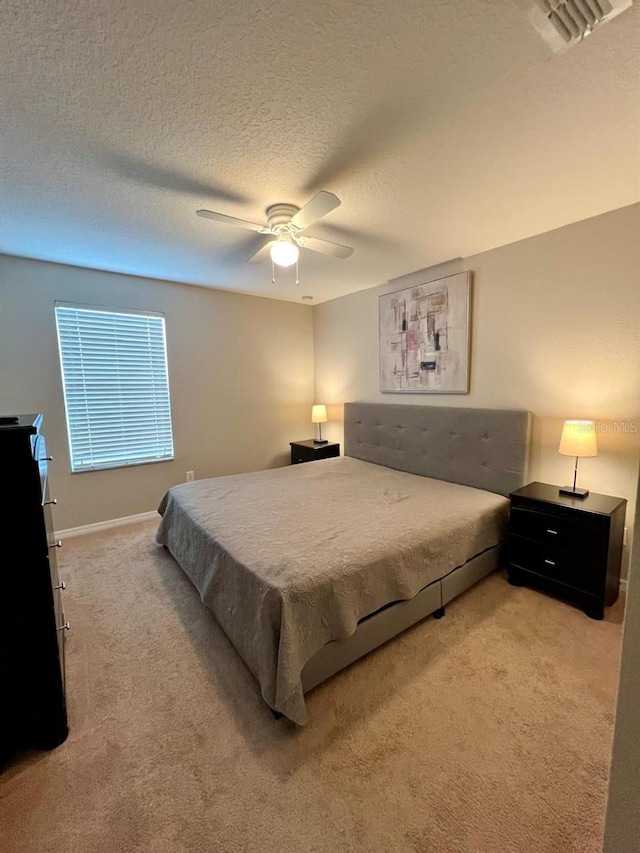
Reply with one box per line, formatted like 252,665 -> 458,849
559,485 -> 589,498
313,439 -> 328,445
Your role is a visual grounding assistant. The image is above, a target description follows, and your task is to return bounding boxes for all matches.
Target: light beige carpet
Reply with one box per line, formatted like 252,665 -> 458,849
0,521 -> 624,853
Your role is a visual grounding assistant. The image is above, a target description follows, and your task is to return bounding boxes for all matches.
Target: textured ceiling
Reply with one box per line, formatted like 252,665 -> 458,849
1,0 -> 639,303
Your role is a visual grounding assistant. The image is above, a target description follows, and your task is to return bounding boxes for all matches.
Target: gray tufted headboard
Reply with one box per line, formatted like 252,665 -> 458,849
344,402 -> 531,497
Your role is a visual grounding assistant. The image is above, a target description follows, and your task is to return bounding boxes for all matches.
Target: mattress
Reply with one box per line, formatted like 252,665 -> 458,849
156,456 -> 509,724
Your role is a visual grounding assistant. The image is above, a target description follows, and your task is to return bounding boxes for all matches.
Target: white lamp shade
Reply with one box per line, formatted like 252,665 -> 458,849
311,404 -> 327,424
270,240 -> 299,267
558,420 -> 598,457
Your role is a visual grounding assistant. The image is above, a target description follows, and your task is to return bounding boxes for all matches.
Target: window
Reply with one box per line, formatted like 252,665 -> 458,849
55,303 -> 174,472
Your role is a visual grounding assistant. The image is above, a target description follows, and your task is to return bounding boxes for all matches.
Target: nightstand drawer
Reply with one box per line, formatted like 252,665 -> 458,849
291,447 -> 307,464
510,506 -> 607,558
509,535 -> 603,594
290,440 -> 340,465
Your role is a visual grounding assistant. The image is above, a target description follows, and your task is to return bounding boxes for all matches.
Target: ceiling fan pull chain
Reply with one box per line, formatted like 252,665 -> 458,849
271,259 -> 276,285
295,258 -> 299,286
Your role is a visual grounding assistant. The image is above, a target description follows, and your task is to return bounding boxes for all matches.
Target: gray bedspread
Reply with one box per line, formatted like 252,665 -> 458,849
156,457 -> 509,724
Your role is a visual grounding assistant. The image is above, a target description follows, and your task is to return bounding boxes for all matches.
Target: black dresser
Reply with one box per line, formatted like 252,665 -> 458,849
507,481 -> 627,620
0,414 -> 68,766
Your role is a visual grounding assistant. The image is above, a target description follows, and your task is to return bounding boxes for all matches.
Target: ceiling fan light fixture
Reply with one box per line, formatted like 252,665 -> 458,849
196,191 -> 353,272
270,238 -> 299,267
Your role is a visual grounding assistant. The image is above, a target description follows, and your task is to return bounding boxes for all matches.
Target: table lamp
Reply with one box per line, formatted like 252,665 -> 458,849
311,404 -> 328,445
558,420 -> 597,498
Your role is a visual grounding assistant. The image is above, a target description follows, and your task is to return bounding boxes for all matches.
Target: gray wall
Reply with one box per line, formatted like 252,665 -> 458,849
603,473 -> 640,852
314,204 -> 640,574
0,255 -> 315,529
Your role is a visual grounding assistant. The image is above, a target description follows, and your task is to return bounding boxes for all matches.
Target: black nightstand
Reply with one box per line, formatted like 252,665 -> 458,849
507,481 -> 626,620
290,440 -> 340,465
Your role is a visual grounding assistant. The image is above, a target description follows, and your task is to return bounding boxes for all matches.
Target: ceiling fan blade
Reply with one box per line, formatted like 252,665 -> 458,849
298,235 -> 353,259
196,209 -> 270,233
101,150 -> 248,204
290,191 -> 341,230
248,240 -> 275,264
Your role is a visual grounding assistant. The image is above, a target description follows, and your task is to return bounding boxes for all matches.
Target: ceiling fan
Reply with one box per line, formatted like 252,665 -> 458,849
196,191 -> 353,279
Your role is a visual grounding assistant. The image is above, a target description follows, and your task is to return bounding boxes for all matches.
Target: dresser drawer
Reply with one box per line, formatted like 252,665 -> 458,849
53,584 -> 67,694
510,506 -> 607,558
508,534 -> 604,595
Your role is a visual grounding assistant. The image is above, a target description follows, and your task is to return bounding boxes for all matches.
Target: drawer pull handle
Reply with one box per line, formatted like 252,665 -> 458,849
55,581 -> 66,591
51,540 -> 63,549
40,456 -> 53,462
44,498 -> 58,506
58,621 -> 70,632
544,559 -> 556,566
546,529 -> 558,535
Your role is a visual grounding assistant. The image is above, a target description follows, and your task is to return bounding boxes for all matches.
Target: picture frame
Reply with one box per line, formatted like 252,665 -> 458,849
379,271 -> 471,394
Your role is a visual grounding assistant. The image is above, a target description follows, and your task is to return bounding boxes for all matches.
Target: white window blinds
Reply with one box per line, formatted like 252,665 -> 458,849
55,303 -> 174,472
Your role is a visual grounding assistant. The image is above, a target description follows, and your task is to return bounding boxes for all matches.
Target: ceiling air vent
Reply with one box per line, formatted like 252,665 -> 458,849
526,0 -> 634,51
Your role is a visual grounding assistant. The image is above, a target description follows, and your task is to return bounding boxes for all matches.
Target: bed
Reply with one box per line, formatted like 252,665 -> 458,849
156,402 -> 531,724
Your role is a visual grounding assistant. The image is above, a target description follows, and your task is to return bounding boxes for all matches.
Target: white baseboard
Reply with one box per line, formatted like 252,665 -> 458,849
56,510 -> 158,539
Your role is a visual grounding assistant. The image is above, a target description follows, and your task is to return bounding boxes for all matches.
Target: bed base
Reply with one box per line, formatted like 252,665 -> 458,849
299,545 -> 500,695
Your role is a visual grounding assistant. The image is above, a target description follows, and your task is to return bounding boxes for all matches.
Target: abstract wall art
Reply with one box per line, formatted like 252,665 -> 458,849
379,271 -> 471,393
